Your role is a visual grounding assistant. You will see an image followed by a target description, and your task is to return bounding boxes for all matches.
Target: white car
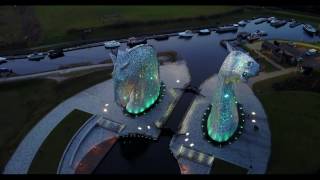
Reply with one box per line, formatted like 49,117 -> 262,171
305,49 -> 317,56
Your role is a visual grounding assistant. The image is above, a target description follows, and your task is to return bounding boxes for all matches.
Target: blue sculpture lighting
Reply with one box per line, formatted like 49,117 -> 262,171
110,44 -> 161,115
207,48 -> 260,143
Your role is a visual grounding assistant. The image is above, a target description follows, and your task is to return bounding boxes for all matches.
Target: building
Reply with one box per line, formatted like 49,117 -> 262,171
261,40 -> 303,65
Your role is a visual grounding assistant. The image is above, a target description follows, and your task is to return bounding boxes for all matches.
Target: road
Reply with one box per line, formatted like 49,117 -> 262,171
0,63 -> 114,84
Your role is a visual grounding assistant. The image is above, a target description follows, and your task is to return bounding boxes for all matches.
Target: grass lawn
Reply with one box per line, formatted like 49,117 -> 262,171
28,109 -> 92,174
274,39 -> 320,51
253,73 -> 320,173
210,158 -> 248,174
0,68 -> 112,172
313,42 -> 320,48
0,6 -> 24,46
33,5 -> 239,41
1,6 -> 320,55
262,8 -> 320,27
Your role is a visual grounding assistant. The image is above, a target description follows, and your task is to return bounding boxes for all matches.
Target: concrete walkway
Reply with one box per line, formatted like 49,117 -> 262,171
58,116 -> 119,174
248,67 -> 296,88
4,61 -> 191,174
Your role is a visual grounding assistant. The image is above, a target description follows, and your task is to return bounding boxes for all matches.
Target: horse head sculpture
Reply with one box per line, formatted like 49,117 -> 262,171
110,44 -> 161,114
207,45 -> 260,143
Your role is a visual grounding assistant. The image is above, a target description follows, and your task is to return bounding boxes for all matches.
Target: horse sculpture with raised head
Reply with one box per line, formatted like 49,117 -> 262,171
110,44 -> 161,114
206,42 -> 260,143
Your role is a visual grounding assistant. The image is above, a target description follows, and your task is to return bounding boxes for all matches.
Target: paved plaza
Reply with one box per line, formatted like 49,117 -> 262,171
170,75 -> 271,174
4,61 -> 191,174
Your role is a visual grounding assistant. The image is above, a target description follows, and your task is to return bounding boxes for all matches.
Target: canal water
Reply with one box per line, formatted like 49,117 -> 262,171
93,92 -> 196,174
93,132 -> 180,174
3,18 -> 320,174
1,19 -> 319,88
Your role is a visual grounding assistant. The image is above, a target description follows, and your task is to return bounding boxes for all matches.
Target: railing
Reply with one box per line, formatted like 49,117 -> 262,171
176,145 -> 214,167
57,115 -> 97,174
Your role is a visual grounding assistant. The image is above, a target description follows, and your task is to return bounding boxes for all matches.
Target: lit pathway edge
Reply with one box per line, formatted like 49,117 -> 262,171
170,74 -> 271,174
4,61 -> 191,174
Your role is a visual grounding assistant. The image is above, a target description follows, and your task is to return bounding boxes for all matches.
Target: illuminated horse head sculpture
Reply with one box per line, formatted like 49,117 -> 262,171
206,42 -> 260,143
110,44 -> 161,114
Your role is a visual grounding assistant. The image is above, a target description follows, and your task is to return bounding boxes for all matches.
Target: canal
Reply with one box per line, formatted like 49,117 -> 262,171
1,19 -> 319,88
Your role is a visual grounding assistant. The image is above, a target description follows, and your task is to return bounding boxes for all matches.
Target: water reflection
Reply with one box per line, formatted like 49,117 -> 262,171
93,131 -> 180,174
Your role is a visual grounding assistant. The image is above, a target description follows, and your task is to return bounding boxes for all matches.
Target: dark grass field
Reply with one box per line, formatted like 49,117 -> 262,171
253,72 -> 320,173
28,109 -> 92,174
210,158 -> 248,174
1,6 -> 319,55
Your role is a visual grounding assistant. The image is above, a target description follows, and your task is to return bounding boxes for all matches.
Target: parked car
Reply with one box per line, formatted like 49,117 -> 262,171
27,52 -> 45,61
48,49 -> 64,59
305,49 -> 317,56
